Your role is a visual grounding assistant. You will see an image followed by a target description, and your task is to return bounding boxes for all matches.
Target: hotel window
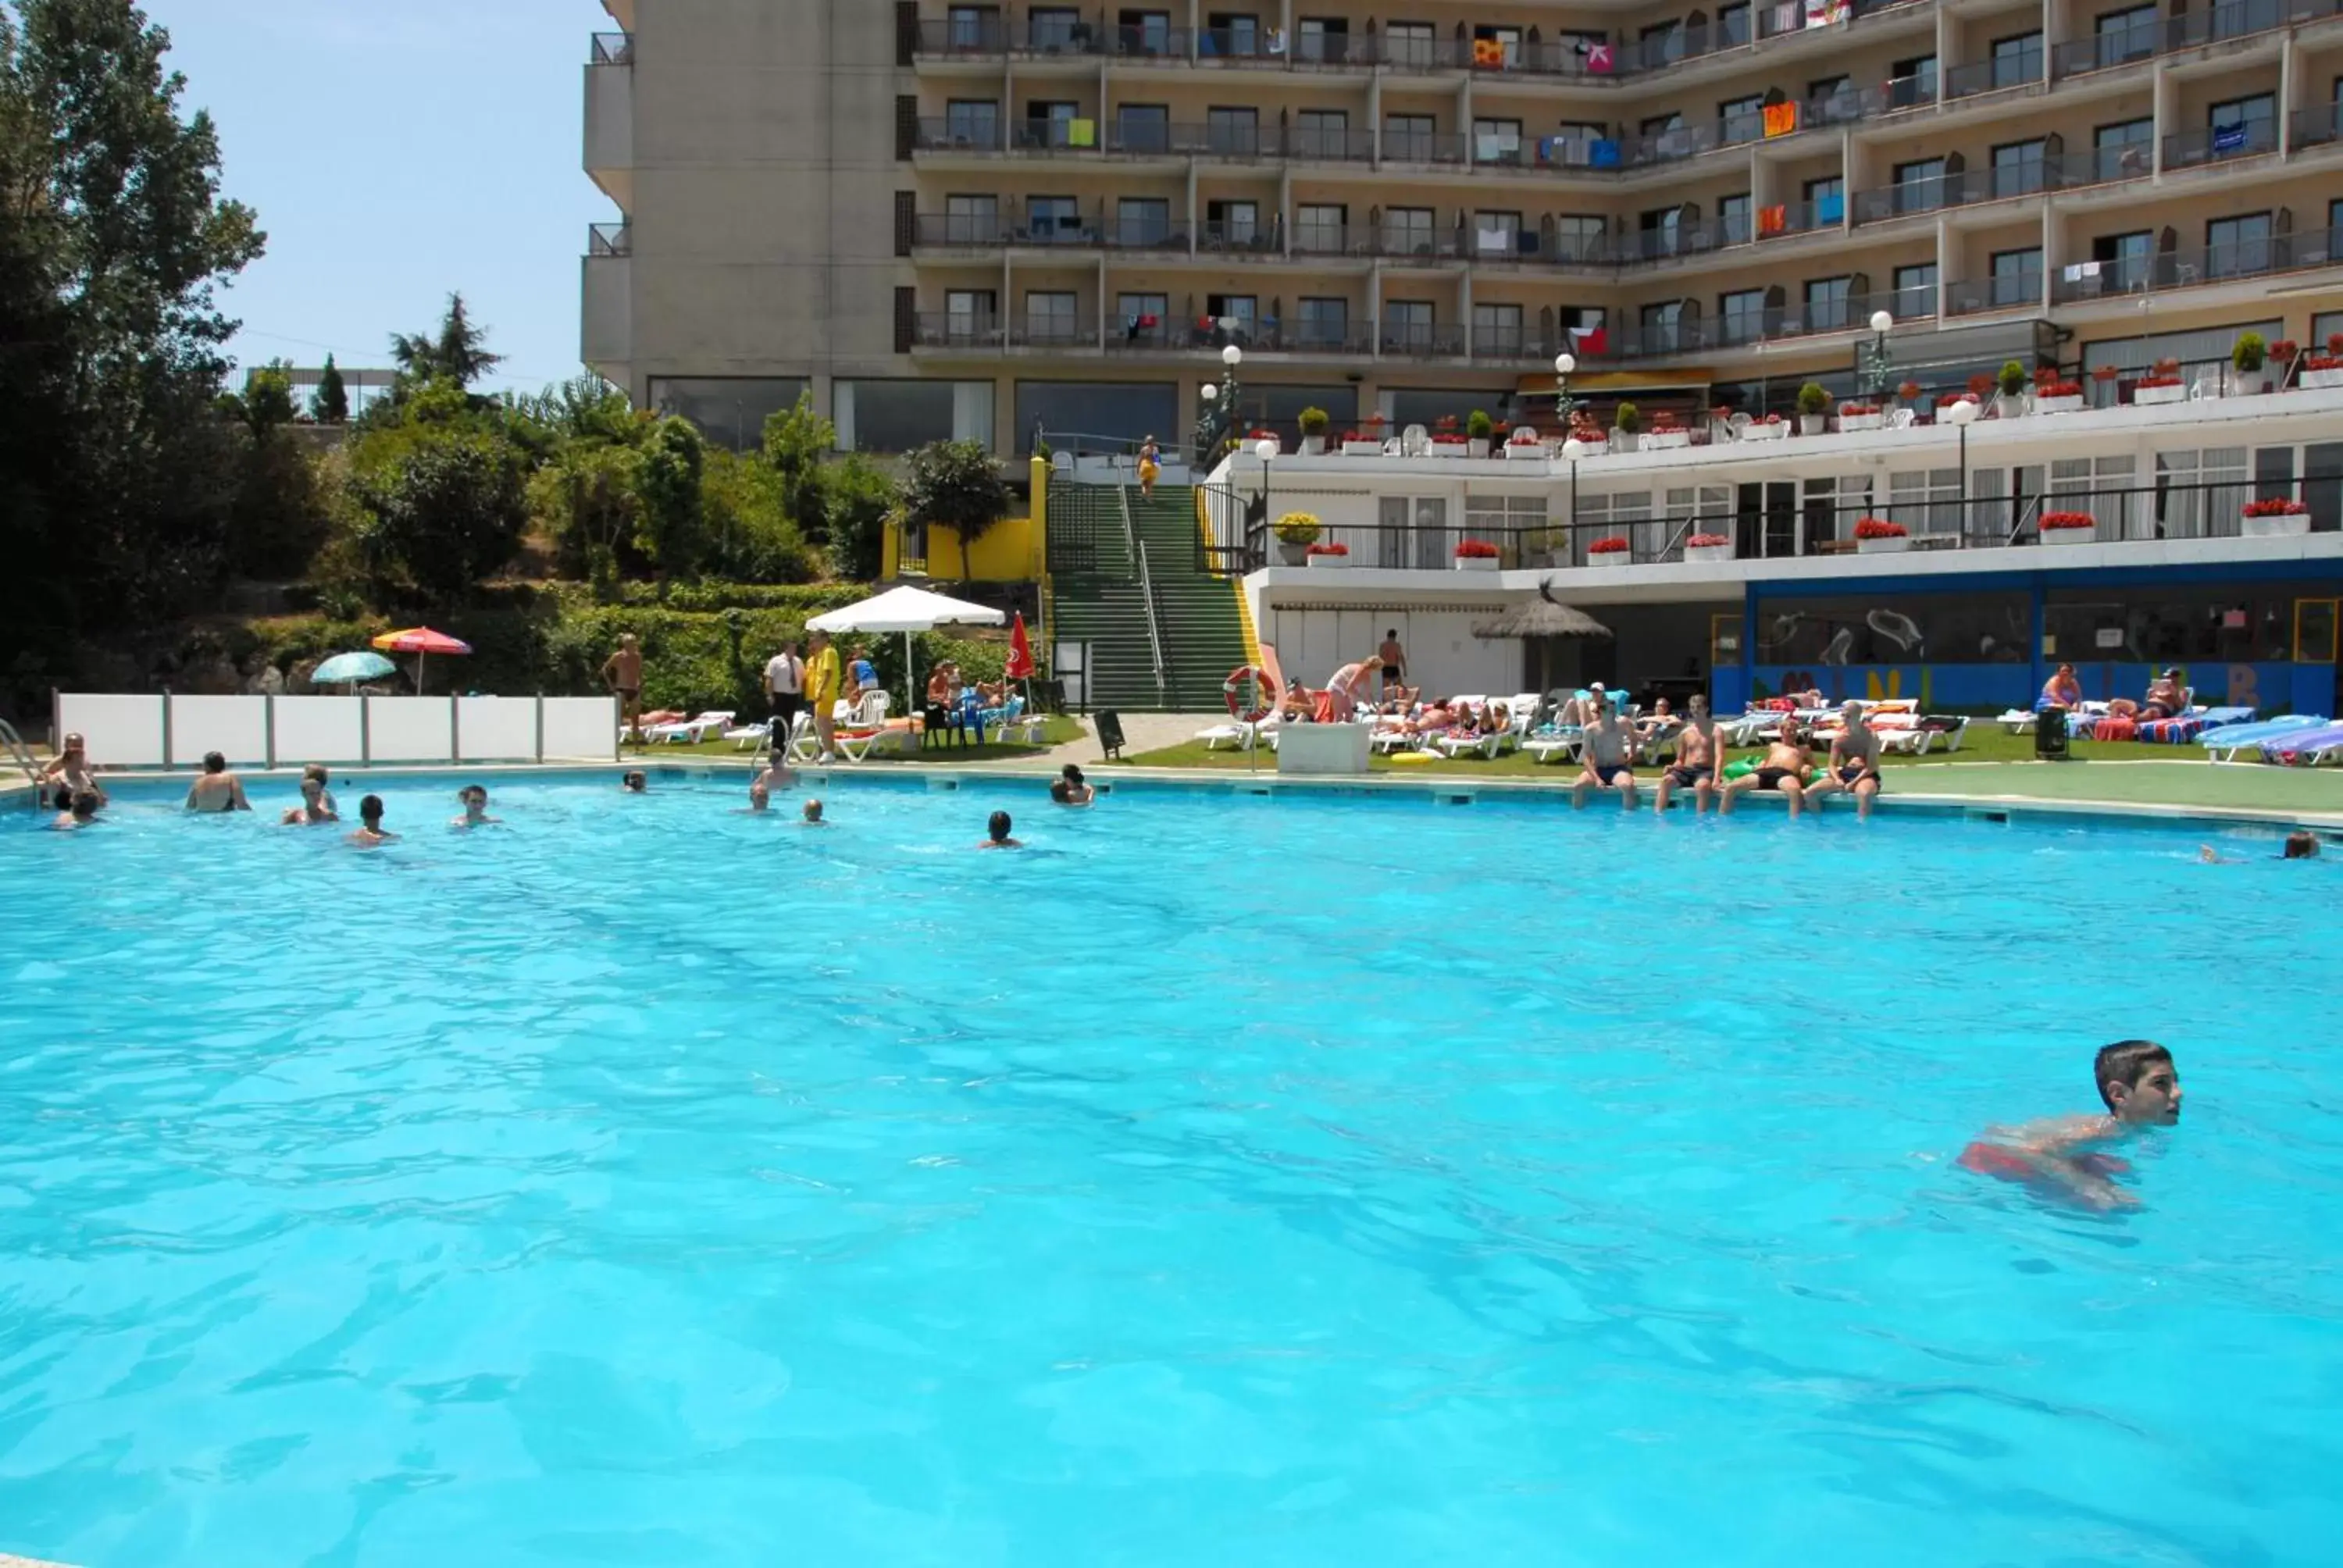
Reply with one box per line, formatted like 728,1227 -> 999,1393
1639,300 -> 1685,351
1809,74 -> 1856,123
1023,194 -> 1082,243
1892,263 -> 1938,318
2089,230 -> 2153,289
1296,296 -> 1348,347
2206,212 -> 2273,278
1116,9 -> 1172,55
1204,198 -> 1259,249
947,7 -> 998,49
1991,138 -> 2047,198
2095,116 -> 2155,179
1553,214 -> 1607,262
2155,447 -> 2248,539
1293,108 -> 1350,158
1295,16 -> 1350,64
1803,175 -> 1844,225
1114,292 -> 1168,341
2207,93 -> 2276,155
1385,20 -> 1435,66
1640,110 -> 1685,138
1114,198 -> 1171,247
1717,192 -> 1752,243
1114,103 -> 1170,153
1205,294 -> 1257,339
1803,276 -> 1853,331
1719,94 -> 1764,144
1890,53 -> 1937,106
1474,24 -> 1524,68
943,99 -> 1000,146
1295,202 -> 1347,252
1893,156 -> 1946,214
1472,116 -> 1523,164
1382,206 -> 1435,256
1022,290 -> 1079,341
1991,247 -> 2043,305
1471,303 -> 1525,355
1203,11 -> 1257,56
945,289 -> 997,336
1384,300 -> 1434,351
1383,113 -> 1435,161
943,194 -> 999,244
1206,105 -> 1260,155
1718,288 -> 1767,345
1028,7 -> 1079,48
2094,4 -> 2157,66
1991,30 -> 2043,87
1716,3 -> 1750,45
1024,99 -> 1079,149
1473,209 -> 1522,258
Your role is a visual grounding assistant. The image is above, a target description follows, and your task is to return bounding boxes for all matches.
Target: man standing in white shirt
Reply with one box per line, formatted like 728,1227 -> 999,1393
763,640 -> 805,752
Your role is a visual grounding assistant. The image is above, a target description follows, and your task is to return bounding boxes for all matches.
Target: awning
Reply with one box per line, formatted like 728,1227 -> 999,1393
1515,370 -> 1714,395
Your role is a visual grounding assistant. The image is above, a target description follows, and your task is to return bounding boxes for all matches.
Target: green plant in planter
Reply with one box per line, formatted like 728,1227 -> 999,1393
1466,409 -> 1494,441
1796,383 -> 1831,417
1998,360 -> 2029,397
1297,406 -> 1330,437
2233,332 -> 2266,373
1273,511 -> 1322,545
1612,401 -> 1641,433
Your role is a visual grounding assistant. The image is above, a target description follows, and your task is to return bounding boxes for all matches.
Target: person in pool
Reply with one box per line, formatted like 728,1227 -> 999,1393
184,751 -> 251,813
801,797 -> 827,826
1720,722 -> 1811,818
2200,830 -> 2323,863
1958,1040 -> 2181,1210
1052,764 -> 1094,806
979,809 -> 1021,849
451,785 -> 498,827
621,770 -> 647,793
1653,695 -> 1721,815
281,775 -> 337,826
301,763 -> 339,816
1806,699 -> 1885,821
48,789 -> 102,831
345,794 -> 398,847
38,732 -> 106,810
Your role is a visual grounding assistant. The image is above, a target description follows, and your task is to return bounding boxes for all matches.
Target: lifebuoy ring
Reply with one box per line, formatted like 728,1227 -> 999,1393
1223,665 -> 1277,724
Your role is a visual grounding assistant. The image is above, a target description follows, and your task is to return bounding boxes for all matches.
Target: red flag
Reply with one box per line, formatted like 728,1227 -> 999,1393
1004,611 -> 1035,679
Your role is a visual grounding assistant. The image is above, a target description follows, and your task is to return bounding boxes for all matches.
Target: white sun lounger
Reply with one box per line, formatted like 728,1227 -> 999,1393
644,710 -> 734,744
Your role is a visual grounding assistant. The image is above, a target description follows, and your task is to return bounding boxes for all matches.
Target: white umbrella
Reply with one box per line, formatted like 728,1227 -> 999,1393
807,585 -> 1006,717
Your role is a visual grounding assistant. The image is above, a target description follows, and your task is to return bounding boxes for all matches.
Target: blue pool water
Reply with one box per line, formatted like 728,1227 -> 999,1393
3,770 -> 2341,1566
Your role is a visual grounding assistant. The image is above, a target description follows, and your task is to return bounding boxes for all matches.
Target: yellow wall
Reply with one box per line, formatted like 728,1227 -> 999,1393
882,456 -> 1051,583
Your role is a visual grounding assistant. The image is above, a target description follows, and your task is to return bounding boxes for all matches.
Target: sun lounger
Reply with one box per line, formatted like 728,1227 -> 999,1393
1434,729 -> 1506,760
1197,715 -> 1279,750
2261,721 -> 2343,764
833,693 -> 895,762
1525,727 -> 1582,764
725,719 -> 772,750
644,710 -> 735,744
2201,717 -> 2327,761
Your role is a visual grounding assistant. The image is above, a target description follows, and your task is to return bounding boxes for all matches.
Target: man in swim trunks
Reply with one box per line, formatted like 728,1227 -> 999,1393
1572,701 -> 1638,810
1377,628 -> 1407,702
346,793 -> 398,846
184,751 -> 251,813
1653,694 -> 1721,814
979,809 -> 1021,849
1959,1039 -> 2180,1210
281,774 -> 337,826
1719,722 -> 1811,818
1806,699 -> 1885,820
601,633 -> 645,740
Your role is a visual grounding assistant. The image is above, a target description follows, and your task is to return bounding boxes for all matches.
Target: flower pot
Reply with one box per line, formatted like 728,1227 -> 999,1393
2035,395 -> 2083,415
1798,414 -> 1827,435
1589,551 -> 1632,568
2042,526 -> 2094,546
1742,422 -> 1785,441
2230,376 -> 2270,396
2135,383 -> 2187,406
1645,430 -> 1691,449
1837,413 -> 1883,432
1276,541 -> 1310,565
1568,437 -> 1611,457
1684,543 -> 1735,564
1342,439 -> 1384,456
1504,441 -> 1547,461
1299,434 -> 1327,456
1306,551 -> 1352,568
1996,394 -> 2027,419
1432,441 -> 1471,458
2300,368 -> 2339,390
2242,510 -> 2311,537
1611,430 -> 1640,452
1464,438 -> 1491,458
1856,536 -> 1910,554
1453,555 -> 1500,572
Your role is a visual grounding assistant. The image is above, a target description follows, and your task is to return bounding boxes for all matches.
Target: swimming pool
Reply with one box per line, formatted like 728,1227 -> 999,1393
4,770 -> 2340,1565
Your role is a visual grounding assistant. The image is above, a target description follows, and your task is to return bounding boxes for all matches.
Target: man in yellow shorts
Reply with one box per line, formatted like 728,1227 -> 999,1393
804,627 -> 843,761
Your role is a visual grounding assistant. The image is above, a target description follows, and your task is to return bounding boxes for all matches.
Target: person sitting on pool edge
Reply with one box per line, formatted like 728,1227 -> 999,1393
1957,1039 -> 2181,1210
1653,695 -> 1721,815
1806,699 -> 1885,821
184,751 -> 251,813
451,785 -> 498,828
979,809 -> 1021,849
346,794 -> 397,847
1571,700 -> 1637,811
1720,722 -> 1813,818
281,774 -> 337,826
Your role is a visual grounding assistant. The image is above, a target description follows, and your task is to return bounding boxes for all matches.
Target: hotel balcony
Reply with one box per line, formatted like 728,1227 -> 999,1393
581,223 -> 630,380
583,32 -> 633,209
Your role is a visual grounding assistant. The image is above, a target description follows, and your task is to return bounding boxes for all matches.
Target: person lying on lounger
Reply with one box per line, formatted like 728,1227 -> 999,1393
1957,1040 -> 2179,1210
1720,723 -> 1811,818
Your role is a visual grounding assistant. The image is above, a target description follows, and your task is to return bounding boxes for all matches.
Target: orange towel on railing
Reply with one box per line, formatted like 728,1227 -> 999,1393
1757,205 -> 1788,236
1763,101 -> 1799,137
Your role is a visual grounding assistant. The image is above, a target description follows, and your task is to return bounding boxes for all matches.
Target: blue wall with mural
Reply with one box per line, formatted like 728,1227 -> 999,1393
1743,661 -> 2327,715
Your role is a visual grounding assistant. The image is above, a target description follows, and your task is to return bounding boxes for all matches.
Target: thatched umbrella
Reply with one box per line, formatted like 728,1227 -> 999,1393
1474,582 -> 1613,694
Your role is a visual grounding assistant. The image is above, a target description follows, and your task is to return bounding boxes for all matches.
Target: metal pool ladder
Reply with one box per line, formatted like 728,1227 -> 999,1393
0,717 -> 40,793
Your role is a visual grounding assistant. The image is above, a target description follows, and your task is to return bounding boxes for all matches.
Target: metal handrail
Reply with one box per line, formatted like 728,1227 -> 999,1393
1124,489 -> 1168,705
0,717 -> 40,790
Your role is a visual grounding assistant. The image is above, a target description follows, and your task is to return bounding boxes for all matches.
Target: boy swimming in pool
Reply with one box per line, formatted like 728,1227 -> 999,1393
1960,1039 -> 2181,1210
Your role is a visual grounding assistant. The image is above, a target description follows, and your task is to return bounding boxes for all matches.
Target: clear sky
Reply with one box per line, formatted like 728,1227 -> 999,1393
142,0 -> 607,394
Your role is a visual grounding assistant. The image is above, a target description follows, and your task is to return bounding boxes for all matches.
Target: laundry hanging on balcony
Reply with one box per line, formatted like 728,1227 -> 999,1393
1757,205 -> 1789,237
1762,102 -> 1799,137
2211,120 -> 2248,152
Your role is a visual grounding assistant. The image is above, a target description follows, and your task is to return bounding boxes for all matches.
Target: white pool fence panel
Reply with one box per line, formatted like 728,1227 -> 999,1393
53,693 -> 619,769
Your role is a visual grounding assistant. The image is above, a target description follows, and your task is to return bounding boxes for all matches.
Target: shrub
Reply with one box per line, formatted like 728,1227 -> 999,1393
1454,538 -> 1500,558
2242,497 -> 2306,516
2041,511 -> 2096,530
1853,517 -> 1907,539
2270,339 -> 2298,362
1796,382 -> 1830,415
1613,401 -> 1641,432
1466,409 -> 1494,440
2306,355 -> 2343,372
1588,536 -> 1631,554
2329,332 -> 2343,356
1967,372 -> 1995,397
1997,360 -> 2029,396
1297,406 -> 1330,436
2153,356 -> 2180,376
2233,332 -> 2266,372
1274,511 -> 1321,544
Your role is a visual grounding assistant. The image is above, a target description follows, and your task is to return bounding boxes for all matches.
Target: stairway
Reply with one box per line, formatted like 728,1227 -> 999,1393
1046,481 -> 1251,712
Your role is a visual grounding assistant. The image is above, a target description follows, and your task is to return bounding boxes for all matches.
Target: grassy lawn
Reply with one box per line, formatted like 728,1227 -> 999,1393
622,714 -> 1085,764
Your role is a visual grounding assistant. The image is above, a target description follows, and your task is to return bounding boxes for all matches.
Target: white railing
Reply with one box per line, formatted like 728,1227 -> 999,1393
52,693 -> 622,769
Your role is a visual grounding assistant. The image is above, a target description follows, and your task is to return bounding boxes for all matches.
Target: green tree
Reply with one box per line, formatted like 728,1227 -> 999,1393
313,354 -> 348,422
634,415 -> 707,576
355,434 -> 527,599
530,440 -> 643,591
219,358 -> 294,436
390,291 -> 504,388
0,0 -> 266,675
701,447 -> 818,583
901,440 -> 1010,584
759,390 -> 835,545
825,454 -> 898,581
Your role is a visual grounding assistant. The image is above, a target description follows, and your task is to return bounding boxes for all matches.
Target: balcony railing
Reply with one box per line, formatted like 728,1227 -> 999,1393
2050,23 -> 2156,78
587,221 -> 630,258
589,32 -> 633,66
1380,130 -> 1469,166
908,314 -> 1378,356
2049,225 -> 2343,303
1110,25 -> 1189,59
1196,27 -> 1282,63
1852,169 -> 1989,223
2295,102 -> 2343,151
915,17 -> 1010,55
1946,274 -> 2045,316
1198,220 -> 1282,255
1379,322 -> 1470,358
1942,52 -> 2043,101
2163,119 -> 2281,171
2042,142 -> 2155,190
